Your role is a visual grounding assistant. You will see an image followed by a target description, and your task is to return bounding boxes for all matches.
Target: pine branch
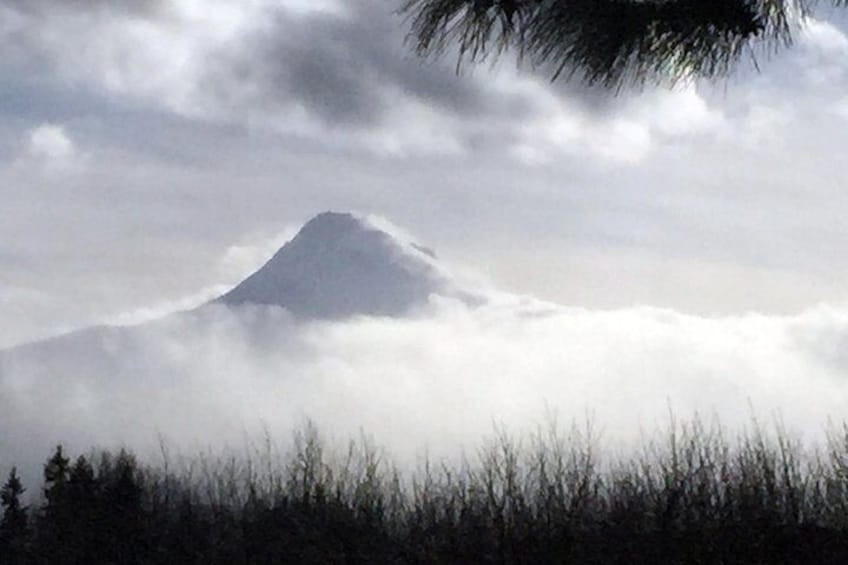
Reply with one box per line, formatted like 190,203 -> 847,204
400,0 -> 816,87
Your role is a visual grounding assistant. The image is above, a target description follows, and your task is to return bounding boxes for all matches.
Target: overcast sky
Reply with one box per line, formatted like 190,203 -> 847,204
4,0 -> 848,347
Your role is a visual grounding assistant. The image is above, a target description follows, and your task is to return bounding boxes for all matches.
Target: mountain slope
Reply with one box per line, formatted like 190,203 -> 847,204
217,211 -> 468,318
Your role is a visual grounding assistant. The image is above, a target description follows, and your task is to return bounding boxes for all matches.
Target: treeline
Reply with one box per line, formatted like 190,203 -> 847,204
3,420 -> 848,563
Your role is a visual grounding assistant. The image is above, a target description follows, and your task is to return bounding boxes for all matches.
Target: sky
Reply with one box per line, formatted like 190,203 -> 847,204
6,0 -> 848,482
3,0 -> 848,348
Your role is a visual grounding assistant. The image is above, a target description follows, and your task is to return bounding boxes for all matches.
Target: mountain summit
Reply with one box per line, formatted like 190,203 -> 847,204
217,212 -> 468,318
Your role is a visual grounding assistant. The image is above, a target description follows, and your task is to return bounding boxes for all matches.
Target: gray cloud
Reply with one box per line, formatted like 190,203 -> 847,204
212,0 -> 532,127
3,0 -> 165,18
0,0 -> 641,155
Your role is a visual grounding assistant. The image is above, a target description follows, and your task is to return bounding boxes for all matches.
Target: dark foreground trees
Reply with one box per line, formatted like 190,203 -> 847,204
401,0 -> 844,87
3,422 -> 848,563
0,468 -> 28,564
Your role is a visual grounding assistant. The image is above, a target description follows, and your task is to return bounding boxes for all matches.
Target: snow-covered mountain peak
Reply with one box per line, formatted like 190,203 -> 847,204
295,211 -> 368,245
217,211 -> 471,318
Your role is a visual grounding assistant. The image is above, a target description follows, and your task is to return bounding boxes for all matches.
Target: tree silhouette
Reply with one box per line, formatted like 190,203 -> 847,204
1,434 -> 848,563
0,467 -> 28,565
36,445 -> 72,562
97,449 -> 146,562
400,0 -> 838,87
43,445 -> 70,508
65,455 -> 100,562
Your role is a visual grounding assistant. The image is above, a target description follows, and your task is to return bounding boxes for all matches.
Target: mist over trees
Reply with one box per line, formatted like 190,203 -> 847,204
401,0 -> 840,87
3,421 -> 848,563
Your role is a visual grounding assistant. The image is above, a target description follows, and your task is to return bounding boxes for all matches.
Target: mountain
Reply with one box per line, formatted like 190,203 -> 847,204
0,211 -> 483,485
216,211 -> 472,318
0,211 -> 478,395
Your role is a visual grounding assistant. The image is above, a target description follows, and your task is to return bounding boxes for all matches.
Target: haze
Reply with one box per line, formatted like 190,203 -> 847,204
3,0 -> 848,483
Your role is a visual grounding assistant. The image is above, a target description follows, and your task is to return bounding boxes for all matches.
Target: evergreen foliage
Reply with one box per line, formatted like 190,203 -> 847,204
0,468 -> 28,565
400,0 -> 843,87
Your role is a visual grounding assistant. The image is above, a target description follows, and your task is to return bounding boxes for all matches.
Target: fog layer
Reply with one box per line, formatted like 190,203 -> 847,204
3,295 -> 847,482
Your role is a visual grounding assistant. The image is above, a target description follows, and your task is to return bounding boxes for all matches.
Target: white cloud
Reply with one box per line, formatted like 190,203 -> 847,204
218,227 -> 300,282
27,123 -> 74,161
0,1 -> 270,121
104,284 -> 231,327
356,97 -> 467,158
794,17 -> 848,85
586,118 -> 654,164
16,123 -> 87,175
801,17 -> 848,54
632,85 -> 726,138
3,298 -> 848,485
732,103 -> 795,147
507,74 -> 728,165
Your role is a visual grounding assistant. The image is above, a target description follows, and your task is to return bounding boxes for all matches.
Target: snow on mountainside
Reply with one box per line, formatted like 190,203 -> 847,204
217,211 -> 475,318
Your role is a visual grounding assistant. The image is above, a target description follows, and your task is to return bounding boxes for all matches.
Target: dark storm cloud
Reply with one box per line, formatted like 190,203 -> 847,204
268,1 -> 626,126
0,0 -> 623,139
200,0 -> 542,128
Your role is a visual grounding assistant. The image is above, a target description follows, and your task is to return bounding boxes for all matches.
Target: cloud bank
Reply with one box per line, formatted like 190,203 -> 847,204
3,296 -> 848,485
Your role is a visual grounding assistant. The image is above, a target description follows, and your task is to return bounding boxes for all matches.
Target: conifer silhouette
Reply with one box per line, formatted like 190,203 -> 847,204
400,0 -> 832,87
0,467 -> 28,565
